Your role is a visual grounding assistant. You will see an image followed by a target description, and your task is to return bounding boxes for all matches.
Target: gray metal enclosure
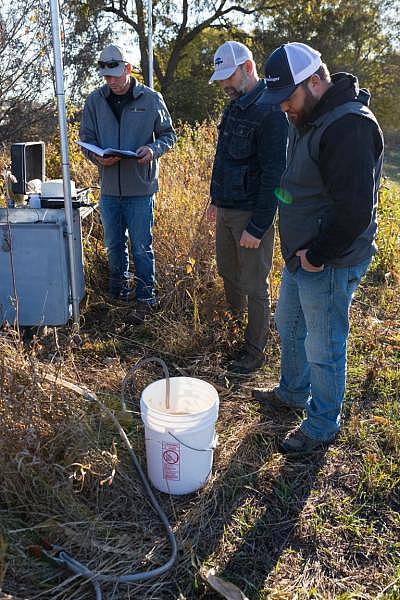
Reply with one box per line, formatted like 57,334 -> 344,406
0,208 -> 86,326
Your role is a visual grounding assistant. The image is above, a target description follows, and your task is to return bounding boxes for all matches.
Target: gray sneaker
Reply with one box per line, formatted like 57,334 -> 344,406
251,388 -> 304,413
280,427 -> 334,455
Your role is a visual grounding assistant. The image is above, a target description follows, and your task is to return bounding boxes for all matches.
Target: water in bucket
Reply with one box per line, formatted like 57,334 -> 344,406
140,377 -> 219,495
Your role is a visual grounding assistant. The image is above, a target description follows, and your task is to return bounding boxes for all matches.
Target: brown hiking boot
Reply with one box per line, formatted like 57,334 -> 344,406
128,302 -> 156,324
280,427 -> 335,455
227,349 -> 265,375
251,388 -> 304,412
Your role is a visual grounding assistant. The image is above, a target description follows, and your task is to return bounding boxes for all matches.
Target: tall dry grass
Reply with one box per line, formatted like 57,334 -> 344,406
0,122 -> 399,600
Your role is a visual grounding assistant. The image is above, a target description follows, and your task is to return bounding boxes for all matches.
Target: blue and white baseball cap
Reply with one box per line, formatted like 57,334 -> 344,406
263,43 -> 322,103
209,41 -> 253,83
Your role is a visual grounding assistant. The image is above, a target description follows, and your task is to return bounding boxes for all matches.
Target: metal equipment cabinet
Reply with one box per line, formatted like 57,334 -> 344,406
0,208 -> 86,326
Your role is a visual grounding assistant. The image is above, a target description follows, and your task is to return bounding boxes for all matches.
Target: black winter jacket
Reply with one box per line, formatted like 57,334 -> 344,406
210,79 -> 288,238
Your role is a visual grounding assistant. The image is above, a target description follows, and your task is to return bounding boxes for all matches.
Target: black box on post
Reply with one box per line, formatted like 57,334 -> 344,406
11,142 -> 45,195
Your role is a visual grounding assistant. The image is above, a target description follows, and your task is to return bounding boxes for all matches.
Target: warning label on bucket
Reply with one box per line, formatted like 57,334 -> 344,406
162,441 -> 180,481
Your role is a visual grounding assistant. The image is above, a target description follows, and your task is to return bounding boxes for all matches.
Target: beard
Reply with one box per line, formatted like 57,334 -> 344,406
223,68 -> 250,99
288,85 -> 319,127
223,87 -> 244,99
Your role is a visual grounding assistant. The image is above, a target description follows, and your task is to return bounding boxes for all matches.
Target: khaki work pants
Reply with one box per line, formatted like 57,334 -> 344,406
216,207 -> 275,354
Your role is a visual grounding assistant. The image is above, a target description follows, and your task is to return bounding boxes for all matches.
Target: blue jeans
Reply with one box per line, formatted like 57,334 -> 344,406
274,259 -> 371,441
100,195 -> 155,303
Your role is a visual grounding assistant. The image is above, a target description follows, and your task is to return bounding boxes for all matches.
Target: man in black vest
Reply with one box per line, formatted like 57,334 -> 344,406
207,41 -> 288,374
252,43 -> 384,454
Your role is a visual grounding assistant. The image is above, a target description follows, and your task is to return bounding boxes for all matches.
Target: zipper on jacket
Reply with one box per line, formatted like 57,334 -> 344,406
281,130 -> 299,182
118,119 -> 122,196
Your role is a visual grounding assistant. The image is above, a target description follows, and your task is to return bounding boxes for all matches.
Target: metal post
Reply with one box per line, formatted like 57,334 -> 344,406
49,0 -> 80,328
147,0 -> 153,88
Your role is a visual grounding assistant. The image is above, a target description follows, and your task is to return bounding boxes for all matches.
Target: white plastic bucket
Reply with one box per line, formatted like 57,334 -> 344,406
140,377 -> 219,495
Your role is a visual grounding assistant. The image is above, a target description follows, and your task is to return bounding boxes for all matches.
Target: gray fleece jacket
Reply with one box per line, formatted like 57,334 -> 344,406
80,79 -> 176,197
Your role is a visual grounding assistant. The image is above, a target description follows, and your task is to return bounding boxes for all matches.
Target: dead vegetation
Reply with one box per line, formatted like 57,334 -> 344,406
0,123 -> 399,599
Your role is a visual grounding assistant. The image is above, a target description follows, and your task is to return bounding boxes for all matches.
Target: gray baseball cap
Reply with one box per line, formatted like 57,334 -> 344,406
98,44 -> 130,76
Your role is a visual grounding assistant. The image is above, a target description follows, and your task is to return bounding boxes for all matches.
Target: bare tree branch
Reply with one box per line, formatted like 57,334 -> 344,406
92,0 -> 284,89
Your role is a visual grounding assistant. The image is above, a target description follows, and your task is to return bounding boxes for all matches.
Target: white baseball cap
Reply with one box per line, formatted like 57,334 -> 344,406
209,41 -> 253,83
263,42 -> 322,103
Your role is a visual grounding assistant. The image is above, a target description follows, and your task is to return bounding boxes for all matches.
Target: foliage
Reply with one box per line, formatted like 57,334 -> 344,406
61,0 -> 113,101
64,0 -> 286,95
0,0 -> 59,144
252,0 -> 400,129
0,0 -> 399,131
372,50 -> 400,131
45,106 -> 98,188
59,0 -> 400,127
160,28 -> 229,123
370,180 -> 400,278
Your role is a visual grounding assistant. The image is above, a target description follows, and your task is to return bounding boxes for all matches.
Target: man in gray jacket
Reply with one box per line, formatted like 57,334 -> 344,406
80,43 -> 176,317
253,43 -> 384,455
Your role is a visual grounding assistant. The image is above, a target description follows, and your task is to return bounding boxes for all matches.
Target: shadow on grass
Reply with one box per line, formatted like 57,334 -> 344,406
216,454 -> 326,599
170,404 -> 328,600
24,295 -> 328,599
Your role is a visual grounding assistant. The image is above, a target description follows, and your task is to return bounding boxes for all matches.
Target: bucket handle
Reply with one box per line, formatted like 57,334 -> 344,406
121,356 -> 171,412
167,431 -> 219,452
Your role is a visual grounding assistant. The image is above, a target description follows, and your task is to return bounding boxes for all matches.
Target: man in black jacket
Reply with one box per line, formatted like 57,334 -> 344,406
207,41 -> 288,374
253,43 -> 384,454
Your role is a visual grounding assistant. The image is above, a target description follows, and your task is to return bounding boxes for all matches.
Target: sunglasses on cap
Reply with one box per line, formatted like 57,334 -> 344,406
97,60 -> 126,69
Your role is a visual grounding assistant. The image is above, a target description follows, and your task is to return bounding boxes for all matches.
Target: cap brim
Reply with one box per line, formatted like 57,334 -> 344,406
263,84 -> 298,104
209,66 -> 238,83
99,65 -> 125,77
